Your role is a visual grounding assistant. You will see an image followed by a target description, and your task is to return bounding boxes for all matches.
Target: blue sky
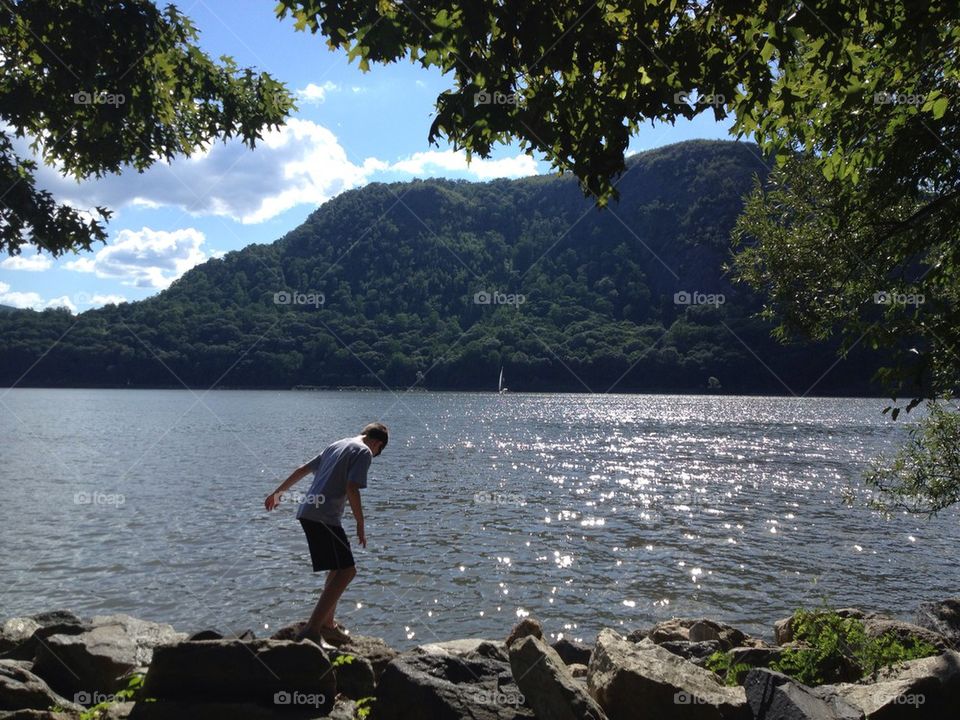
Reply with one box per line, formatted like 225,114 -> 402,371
0,0 -> 734,312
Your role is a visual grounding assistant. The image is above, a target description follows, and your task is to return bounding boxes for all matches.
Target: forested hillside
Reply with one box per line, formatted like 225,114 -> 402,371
0,140 -> 886,393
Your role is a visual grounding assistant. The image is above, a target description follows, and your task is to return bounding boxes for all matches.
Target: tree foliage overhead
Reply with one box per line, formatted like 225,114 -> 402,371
276,1 -> 957,201
0,0 -> 295,257
0,141 -> 887,393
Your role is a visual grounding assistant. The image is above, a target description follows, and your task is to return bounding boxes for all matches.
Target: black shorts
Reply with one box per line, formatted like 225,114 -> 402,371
299,518 -> 355,571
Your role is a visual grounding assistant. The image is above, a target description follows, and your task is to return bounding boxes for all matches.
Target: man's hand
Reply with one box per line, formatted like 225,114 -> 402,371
264,492 -> 281,511
356,519 -> 366,548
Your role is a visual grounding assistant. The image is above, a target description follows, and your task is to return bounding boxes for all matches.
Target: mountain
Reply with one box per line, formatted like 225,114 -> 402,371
0,140 -> 887,393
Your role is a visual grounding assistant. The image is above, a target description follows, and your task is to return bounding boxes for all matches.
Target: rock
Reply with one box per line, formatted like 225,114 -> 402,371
508,634 -> 606,720
32,615 -> 185,698
416,639 -> 508,663
569,663 -> 588,679
186,630 -> 222,641
775,610 -> 867,646
916,598 -> 960,650
339,634 -> 399,681
328,697 -> 359,720
745,669 -> 864,720
819,650 -> 960,719
506,619 -> 543,648
659,640 -> 722,665
124,700 -> 323,718
862,617 -> 948,652
587,629 -> 748,720
141,638 -> 335,711
372,651 -> 534,720
551,638 -> 592,666
268,621 -> 305,642
728,646 -> 785,669
0,660 -> 83,713
629,618 -> 750,652
0,711 -> 82,720
1,612 -> 87,662
628,618 -> 692,644
328,647 -> 376,699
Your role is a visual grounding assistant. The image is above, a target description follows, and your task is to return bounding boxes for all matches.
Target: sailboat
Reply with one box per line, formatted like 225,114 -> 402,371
498,366 -> 508,394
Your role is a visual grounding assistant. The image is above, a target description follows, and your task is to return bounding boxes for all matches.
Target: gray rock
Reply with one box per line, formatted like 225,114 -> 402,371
32,615 -> 185,698
506,619 -> 544,648
862,617 -> 948,652
916,598 -> 960,650
551,638 -> 591,666
630,618 -> 751,652
0,711 -> 82,720
820,650 -> 960,719
372,651 -> 534,720
628,618 -> 692,644
125,700 -> 325,719
727,646 -> 785,669
588,629 -> 748,720
660,640 -> 722,665
0,660 -> 82,713
416,638 -> 508,663
745,669 -> 863,720
328,648 -> 376,699
508,635 -> 606,720
1,612 -> 87,662
568,663 -> 588,679
142,638 -> 335,711
339,634 -> 399,681
186,630 -> 222,641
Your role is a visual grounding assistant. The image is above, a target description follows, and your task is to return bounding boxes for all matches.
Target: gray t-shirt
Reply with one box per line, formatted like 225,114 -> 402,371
296,436 -> 371,526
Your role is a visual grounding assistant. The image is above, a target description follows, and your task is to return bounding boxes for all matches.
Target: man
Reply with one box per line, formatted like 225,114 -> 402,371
265,422 -> 388,645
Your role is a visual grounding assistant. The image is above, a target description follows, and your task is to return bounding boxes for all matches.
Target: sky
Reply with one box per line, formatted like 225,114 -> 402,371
0,0 -> 735,312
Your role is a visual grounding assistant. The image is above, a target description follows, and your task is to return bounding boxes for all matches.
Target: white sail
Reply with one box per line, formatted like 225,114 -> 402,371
498,367 -> 505,392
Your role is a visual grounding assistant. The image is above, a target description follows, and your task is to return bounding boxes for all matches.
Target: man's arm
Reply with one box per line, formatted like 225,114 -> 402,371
346,483 -> 366,547
264,462 -> 313,511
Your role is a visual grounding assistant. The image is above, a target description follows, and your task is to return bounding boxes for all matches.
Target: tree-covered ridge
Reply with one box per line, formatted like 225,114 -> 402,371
0,140 -> 885,392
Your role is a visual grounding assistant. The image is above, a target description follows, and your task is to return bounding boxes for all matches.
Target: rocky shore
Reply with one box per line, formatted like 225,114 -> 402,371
2,599 -> 959,719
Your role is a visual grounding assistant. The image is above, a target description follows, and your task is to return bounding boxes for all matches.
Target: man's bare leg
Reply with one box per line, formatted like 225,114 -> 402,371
305,566 -> 356,634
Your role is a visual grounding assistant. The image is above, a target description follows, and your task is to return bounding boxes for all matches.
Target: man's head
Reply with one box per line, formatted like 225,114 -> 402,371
361,422 -> 389,456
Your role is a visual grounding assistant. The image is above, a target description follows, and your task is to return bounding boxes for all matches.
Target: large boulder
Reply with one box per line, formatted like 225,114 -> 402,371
744,669 -> 863,720
0,660 -> 82,714
815,650 -> 960,720
551,639 -> 592,667
341,635 -> 400,681
862,618 -> 948,652
508,635 -> 606,720
629,618 -> 753,652
916,598 -> 960,650
587,630 -> 748,720
372,650 -> 534,720
659,640 -> 722,666
328,647 -> 376,699
1,612 -> 87,662
416,638 -> 508,662
141,638 -> 335,712
32,615 -> 185,698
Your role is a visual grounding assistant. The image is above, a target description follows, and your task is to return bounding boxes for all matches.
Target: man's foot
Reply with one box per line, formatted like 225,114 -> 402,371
294,625 -> 325,645
319,623 -> 351,646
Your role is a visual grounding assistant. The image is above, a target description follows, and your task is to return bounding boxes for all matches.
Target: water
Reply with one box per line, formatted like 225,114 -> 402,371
1,389 -> 957,649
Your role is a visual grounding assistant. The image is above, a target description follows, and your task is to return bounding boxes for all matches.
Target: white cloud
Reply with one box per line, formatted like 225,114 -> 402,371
0,281 -> 44,309
384,149 -> 539,180
44,295 -> 77,312
0,252 -> 53,271
24,120 -> 541,226
297,81 -> 340,104
32,119 -> 382,225
64,227 -> 209,289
